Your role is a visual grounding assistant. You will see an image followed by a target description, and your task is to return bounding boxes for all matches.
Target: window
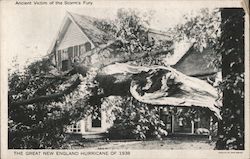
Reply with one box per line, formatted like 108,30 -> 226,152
62,60 -> 69,71
68,122 -> 81,133
61,49 -> 68,60
58,50 -> 62,68
85,42 -> 91,52
73,45 -> 79,57
92,108 -> 101,128
79,44 -> 84,55
68,47 -> 73,59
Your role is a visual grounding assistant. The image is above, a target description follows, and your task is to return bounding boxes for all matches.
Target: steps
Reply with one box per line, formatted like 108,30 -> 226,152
81,132 -> 106,139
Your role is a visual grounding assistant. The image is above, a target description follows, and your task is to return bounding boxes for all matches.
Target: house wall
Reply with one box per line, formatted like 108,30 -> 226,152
173,47 -> 217,76
57,21 -> 91,50
51,20 -> 94,71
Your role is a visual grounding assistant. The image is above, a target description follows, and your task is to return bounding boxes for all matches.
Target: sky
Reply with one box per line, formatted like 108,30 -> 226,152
1,1 -> 232,69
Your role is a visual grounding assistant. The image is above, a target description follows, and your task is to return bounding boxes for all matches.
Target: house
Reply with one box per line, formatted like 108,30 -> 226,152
48,12 -> 220,137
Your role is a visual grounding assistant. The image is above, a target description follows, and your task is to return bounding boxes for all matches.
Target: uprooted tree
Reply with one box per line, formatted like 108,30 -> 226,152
8,8 -> 245,149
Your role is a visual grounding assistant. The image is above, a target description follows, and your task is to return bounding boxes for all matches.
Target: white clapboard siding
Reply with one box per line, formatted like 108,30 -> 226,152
57,21 -> 91,50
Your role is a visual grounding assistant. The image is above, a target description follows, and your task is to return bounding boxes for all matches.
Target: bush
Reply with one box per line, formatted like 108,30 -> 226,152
107,97 -> 168,140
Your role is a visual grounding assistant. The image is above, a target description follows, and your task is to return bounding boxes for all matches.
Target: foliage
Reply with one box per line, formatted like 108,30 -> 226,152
171,8 -> 222,68
105,98 -> 212,140
8,58 -> 63,148
172,8 -> 245,149
172,8 -> 221,50
8,58 -> 99,148
95,8 -> 156,54
106,97 -> 168,140
215,9 -> 245,150
114,8 -> 155,54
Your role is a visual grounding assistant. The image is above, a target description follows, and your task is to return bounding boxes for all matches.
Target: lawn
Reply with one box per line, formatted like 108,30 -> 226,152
66,135 -> 216,150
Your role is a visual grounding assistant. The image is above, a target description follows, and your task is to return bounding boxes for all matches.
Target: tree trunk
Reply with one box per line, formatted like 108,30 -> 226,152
216,8 -> 245,150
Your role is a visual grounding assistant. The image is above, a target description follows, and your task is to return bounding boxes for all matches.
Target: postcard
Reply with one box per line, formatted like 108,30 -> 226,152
1,0 -> 249,158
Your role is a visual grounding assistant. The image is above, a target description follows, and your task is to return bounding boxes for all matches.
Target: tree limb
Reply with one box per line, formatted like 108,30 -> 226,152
9,46 -> 174,107
10,77 -> 81,107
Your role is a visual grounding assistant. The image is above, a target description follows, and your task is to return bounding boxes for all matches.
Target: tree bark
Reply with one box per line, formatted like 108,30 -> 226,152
216,8 -> 245,150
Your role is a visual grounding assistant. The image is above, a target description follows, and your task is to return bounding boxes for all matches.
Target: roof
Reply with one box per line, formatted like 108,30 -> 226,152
68,12 -> 114,46
163,40 -> 193,66
47,12 -> 114,55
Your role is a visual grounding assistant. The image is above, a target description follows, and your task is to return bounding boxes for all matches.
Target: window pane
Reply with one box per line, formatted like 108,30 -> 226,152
68,122 -> 81,133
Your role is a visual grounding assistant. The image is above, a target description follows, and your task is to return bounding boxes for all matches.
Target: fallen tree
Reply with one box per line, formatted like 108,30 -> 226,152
10,59 -> 222,119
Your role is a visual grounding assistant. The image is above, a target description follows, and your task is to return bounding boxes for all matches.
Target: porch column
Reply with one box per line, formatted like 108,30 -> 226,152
171,115 -> 174,133
209,116 -> 213,140
191,120 -> 194,134
80,119 -> 86,134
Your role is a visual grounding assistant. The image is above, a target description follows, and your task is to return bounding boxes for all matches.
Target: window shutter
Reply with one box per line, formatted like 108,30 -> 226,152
78,45 -> 80,56
58,50 -> 62,70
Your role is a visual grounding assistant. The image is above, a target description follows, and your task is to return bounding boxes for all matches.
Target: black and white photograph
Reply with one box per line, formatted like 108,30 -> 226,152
1,0 -> 249,159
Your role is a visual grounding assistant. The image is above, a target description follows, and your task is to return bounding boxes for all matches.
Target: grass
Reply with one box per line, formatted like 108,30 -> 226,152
65,135 -> 216,150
